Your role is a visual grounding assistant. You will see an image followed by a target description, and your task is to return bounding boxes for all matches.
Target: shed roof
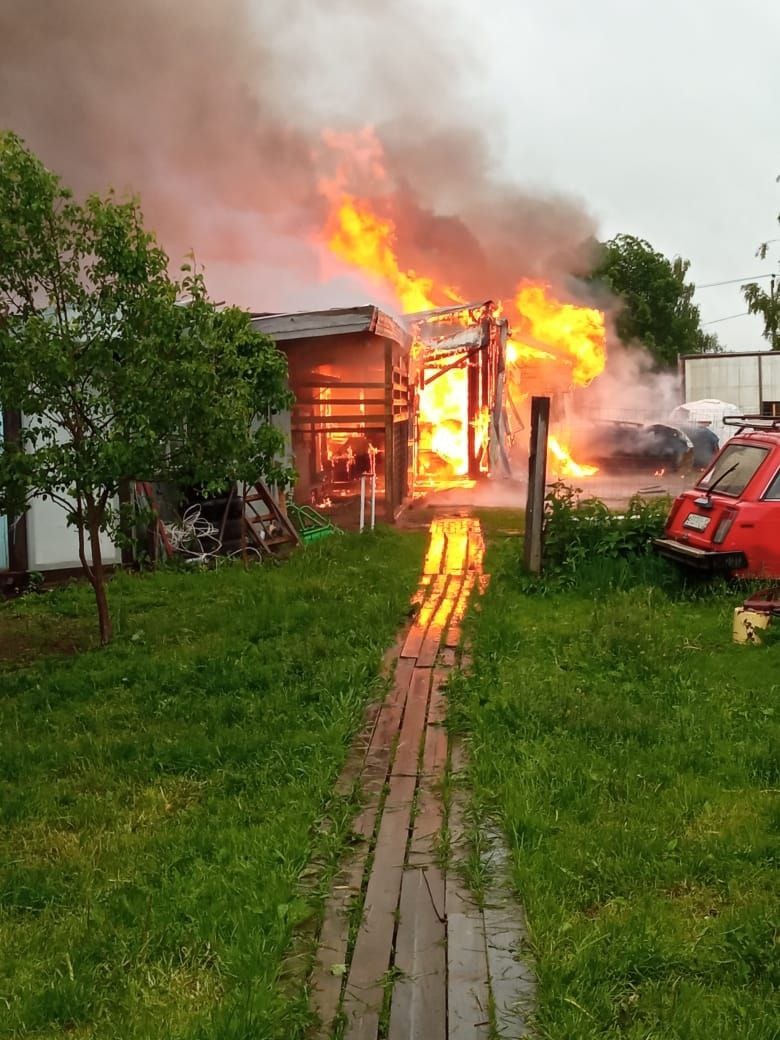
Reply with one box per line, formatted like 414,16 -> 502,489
250,305 -> 411,349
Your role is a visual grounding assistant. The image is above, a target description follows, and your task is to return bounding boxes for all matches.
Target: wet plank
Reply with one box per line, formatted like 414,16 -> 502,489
443,528 -> 469,575
421,671 -> 448,781
389,654 -> 447,1039
335,700 -> 383,796
311,772 -> 385,1036
401,574 -> 448,659
392,667 -> 431,777
409,706 -> 446,867
423,522 -> 447,575
447,910 -> 491,1039
312,658 -> 416,1034
342,775 -> 416,1040
446,726 -> 491,1040
445,572 -> 477,648
311,517 -> 509,1040
363,657 -> 414,774
389,865 -> 446,1040
484,906 -> 536,1039
417,576 -> 461,668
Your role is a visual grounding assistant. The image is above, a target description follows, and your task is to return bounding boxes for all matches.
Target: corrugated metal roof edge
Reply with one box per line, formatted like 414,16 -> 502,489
249,305 -> 411,348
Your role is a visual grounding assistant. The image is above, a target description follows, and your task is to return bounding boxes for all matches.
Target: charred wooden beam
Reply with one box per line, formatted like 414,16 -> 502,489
524,396 -> 550,574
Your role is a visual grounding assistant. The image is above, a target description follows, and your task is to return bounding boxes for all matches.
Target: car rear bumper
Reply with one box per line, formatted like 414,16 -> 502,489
652,538 -> 747,573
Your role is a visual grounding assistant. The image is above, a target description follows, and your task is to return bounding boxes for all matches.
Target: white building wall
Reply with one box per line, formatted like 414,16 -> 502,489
684,354 -> 763,414
22,413 -> 122,572
762,354 -> 780,403
26,493 -> 122,571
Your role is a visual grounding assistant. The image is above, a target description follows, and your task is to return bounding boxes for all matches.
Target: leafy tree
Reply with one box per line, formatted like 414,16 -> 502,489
587,234 -> 719,367
0,132 -> 293,644
742,276 -> 779,350
742,177 -> 779,350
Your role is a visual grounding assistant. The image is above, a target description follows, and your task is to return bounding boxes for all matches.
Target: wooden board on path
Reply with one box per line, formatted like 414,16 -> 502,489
401,574 -> 448,659
391,667 -> 431,777
447,910 -> 491,1039
389,865 -> 447,1040
342,775 -> 416,1040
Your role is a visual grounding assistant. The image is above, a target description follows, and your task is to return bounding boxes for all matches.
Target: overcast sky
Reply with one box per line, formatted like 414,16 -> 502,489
459,0 -> 779,350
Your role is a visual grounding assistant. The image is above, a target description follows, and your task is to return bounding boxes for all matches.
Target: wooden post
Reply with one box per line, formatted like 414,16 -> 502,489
384,340 -> 395,522
524,396 -> 550,574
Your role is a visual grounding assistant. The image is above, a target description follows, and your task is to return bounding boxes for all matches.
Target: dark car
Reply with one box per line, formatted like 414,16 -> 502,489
653,417 -> 780,578
579,421 -> 693,472
634,424 -> 693,470
676,423 -> 720,469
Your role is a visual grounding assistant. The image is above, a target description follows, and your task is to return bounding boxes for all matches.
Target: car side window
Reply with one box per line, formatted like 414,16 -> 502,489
764,469 -> 780,501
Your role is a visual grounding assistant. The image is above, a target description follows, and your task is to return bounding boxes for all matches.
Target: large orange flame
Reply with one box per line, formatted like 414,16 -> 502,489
417,367 -> 469,478
549,436 -> 598,478
317,130 -> 606,480
512,285 -> 606,388
325,198 -> 437,313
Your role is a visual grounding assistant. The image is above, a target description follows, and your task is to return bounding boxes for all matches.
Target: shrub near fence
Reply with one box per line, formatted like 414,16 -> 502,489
534,482 -> 671,590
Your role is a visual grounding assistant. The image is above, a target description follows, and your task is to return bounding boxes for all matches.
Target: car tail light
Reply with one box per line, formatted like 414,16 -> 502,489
712,507 -> 738,544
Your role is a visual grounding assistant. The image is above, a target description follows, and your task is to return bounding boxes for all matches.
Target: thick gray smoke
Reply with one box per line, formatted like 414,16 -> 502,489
0,0 -> 597,311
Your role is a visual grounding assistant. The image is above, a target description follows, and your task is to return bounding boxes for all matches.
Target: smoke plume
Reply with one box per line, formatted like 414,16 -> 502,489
0,0 -> 597,312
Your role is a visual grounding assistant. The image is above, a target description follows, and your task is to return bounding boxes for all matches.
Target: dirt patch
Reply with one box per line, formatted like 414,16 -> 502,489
0,610 -> 93,669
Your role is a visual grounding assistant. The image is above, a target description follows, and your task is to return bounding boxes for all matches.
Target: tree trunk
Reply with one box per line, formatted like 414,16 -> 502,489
86,498 -> 113,646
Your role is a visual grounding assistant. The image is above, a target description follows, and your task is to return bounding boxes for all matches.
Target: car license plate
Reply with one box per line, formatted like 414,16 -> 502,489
683,512 -> 711,532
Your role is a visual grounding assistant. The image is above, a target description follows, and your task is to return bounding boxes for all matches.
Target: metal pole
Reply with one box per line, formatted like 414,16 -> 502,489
370,472 -> 376,530
524,396 -> 550,575
359,474 -> 366,533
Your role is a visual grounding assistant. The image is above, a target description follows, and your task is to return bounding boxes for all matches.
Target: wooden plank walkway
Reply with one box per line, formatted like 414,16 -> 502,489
309,517 -> 535,1039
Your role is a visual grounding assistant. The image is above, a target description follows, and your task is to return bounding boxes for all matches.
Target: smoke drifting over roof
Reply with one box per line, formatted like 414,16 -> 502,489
0,0 -> 598,313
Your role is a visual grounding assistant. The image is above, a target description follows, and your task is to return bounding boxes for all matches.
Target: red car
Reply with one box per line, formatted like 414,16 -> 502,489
653,417 -> 780,578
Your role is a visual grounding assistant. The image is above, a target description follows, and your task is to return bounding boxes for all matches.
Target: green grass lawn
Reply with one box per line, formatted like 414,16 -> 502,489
450,538 -> 779,1040
0,528 -> 425,1039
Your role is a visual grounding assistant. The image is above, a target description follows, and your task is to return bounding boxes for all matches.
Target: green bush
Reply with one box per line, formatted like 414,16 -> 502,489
523,482 -> 672,591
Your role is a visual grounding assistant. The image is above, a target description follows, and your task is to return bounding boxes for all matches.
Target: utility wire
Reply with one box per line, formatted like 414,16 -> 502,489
702,310 -> 751,325
696,273 -> 774,288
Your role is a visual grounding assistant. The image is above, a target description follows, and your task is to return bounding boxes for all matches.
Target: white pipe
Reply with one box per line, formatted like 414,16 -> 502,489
370,472 -> 376,530
359,474 -> 366,533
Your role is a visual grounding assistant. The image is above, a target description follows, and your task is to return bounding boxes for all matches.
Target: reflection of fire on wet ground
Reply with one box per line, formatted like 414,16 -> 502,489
402,467 -> 694,518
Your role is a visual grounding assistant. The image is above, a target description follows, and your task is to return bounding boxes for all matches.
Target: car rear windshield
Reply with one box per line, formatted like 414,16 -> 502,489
697,443 -> 769,497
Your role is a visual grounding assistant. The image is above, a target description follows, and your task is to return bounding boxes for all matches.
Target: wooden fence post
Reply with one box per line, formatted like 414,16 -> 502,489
524,396 -> 550,574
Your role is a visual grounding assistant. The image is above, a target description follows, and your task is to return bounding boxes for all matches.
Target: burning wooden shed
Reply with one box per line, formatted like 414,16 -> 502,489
252,300 -> 511,524
251,306 -> 413,523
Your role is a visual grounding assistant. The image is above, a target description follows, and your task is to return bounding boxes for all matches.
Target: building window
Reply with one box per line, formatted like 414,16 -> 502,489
761,401 -> 780,417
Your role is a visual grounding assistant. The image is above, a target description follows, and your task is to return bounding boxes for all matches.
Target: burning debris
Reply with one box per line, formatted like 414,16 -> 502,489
406,302 -> 507,485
